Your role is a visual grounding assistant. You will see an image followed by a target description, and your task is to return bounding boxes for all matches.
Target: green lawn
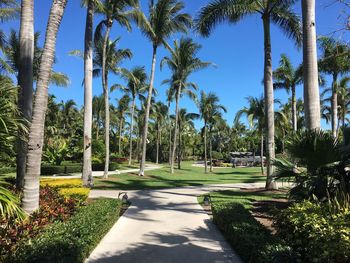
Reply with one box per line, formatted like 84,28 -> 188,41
93,161 -> 266,190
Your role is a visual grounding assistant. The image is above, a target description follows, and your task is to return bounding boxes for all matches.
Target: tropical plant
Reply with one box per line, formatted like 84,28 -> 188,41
43,138 -> 71,166
132,0 -> 191,176
0,177 -> 25,220
196,0 -> 302,189
23,0 -> 68,214
161,37 -> 210,173
115,94 -> 131,155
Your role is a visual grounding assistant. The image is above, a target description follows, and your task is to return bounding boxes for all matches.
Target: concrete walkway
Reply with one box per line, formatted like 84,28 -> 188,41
41,164 -> 162,179
86,182 -> 279,263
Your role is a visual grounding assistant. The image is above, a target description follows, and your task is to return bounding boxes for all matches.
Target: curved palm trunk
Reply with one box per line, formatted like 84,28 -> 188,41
16,0 -> 34,189
331,75 -> 338,137
292,85 -> 297,131
128,99 -> 135,165
82,0 -> 94,187
260,133 -> 264,175
23,0 -> 67,214
302,0 -> 321,130
263,16 -> 277,190
204,123 -> 208,174
139,45 -> 157,176
102,24 -> 112,179
170,87 -> 181,174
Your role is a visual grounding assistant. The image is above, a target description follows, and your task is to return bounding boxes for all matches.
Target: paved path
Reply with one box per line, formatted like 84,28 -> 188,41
41,164 -> 162,179
86,182 -> 284,263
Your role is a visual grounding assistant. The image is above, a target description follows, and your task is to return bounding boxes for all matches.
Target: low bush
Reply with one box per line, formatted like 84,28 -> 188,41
40,178 -> 83,188
212,202 -> 294,262
41,164 -> 82,175
0,167 -> 16,175
8,198 -> 122,263
275,200 -> 350,262
92,162 -> 119,171
59,188 -> 90,203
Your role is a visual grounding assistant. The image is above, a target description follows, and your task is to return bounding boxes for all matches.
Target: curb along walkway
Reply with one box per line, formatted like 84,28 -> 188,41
86,182 -> 276,263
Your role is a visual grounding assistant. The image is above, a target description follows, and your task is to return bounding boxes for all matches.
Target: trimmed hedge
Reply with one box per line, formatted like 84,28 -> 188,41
8,198 -> 122,263
212,202 -> 294,262
41,165 -> 82,175
92,162 -> 119,171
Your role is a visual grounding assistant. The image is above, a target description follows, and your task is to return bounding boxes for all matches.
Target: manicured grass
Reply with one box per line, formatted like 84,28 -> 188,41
93,161 -> 266,190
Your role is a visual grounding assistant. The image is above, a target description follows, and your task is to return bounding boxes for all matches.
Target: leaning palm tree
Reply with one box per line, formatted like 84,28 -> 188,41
115,66 -> 147,165
23,0 -> 68,214
318,37 -> 350,137
94,0 -> 138,178
198,91 -> 226,173
273,54 -> 302,131
132,0 -> 191,176
161,37 -> 210,174
196,0 -> 302,189
302,0 -> 321,130
93,37 -> 132,178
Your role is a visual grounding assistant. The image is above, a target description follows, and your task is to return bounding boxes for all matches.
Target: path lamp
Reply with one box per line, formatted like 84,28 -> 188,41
203,195 -> 211,207
118,192 -> 129,204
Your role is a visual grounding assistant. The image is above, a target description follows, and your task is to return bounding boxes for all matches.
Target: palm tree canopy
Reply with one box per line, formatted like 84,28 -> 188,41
198,90 -> 227,125
235,95 -> 265,131
195,0 -> 302,46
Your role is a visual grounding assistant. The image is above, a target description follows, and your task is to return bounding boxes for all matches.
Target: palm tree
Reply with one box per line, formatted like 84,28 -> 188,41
116,66 -> 147,164
273,54 -> 302,131
161,38 -> 210,173
116,95 -> 131,155
302,0 -> 321,130
94,0 -> 138,178
198,91 -> 226,173
16,0 -> 33,189
132,0 -> 191,176
92,94 -> 104,139
177,108 -> 199,169
23,0 -> 68,214
154,102 -> 168,164
196,0 -> 301,189
235,96 -> 265,175
318,37 -> 350,137
0,0 -> 19,51
93,37 -> 132,178
166,88 -> 174,165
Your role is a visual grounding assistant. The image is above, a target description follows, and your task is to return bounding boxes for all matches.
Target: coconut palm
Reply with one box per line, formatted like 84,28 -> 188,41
23,0 -> 68,214
114,66 -> 147,164
318,37 -> 350,137
132,0 -> 191,176
93,37 -> 132,178
0,0 -> 19,51
302,0 -> 321,130
273,54 -> 302,131
196,0 -> 302,189
161,38 -> 210,173
153,102 -> 168,164
198,91 -> 226,173
116,95 -> 131,155
94,0 -> 138,178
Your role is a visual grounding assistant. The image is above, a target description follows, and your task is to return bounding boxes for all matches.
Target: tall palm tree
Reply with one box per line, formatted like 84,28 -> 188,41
318,37 -> 350,137
116,94 -> 131,155
93,37 -> 132,178
161,37 -> 210,173
235,96 -> 265,175
132,0 -> 191,176
23,0 -> 68,214
302,0 -> 320,130
154,101 -> 168,164
198,91 -> 226,173
115,66 -> 147,164
94,0 -> 138,178
92,94 -> 104,139
273,54 -> 302,131
16,0 -> 33,189
166,88 -> 174,165
196,0 -> 301,189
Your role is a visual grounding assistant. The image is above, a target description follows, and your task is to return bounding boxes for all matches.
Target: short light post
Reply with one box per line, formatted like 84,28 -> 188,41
203,194 -> 212,209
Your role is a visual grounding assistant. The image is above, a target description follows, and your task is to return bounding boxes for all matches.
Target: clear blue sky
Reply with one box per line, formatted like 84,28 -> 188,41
2,0 -> 349,129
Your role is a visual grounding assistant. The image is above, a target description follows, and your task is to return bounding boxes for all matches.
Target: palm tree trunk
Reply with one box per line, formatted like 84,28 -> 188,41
292,85 -> 297,131
263,16 -> 277,190
82,0 -> 94,187
302,0 -> 321,130
331,75 -> 338,137
139,45 -> 157,176
260,134 -> 264,175
119,119 -> 123,155
170,87 -> 181,174
23,0 -> 67,214
102,24 -> 112,179
128,99 -> 135,165
168,102 -> 172,166
204,123 -> 208,174
16,0 -> 34,189
156,126 -> 160,164
209,129 -> 213,172
177,123 -> 181,170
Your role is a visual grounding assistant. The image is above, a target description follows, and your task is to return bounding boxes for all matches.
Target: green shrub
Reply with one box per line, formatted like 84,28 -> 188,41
58,188 -> 90,203
0,167 -> 16,175
212,202 -> 294,262
212,151 -> 224,160
275,200 -> 350,262
92,162 -> 119,171
8,198 -> 121,263
40,165 -> 82,175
